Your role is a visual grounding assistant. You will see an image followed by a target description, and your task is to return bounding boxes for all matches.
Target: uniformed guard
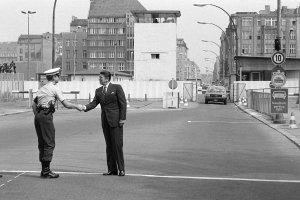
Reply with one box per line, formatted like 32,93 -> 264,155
32,68 -> 83,178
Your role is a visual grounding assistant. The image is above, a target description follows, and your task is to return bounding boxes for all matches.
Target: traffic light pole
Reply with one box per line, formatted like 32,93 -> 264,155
273,0 -> 286,124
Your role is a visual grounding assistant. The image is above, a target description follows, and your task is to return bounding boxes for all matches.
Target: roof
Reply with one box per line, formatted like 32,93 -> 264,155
89,0 -> 146,17
66,68 -> 132,77
70,19 -> 88,27
18,35 -> 42,40
131,10 -> 181,17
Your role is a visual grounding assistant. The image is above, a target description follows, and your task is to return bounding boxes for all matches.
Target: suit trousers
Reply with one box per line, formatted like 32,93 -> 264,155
102,112 -> 124,172
34,110 -> 55,162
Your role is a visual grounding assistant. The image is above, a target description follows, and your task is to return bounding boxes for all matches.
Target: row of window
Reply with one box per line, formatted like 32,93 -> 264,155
88,17 -> 125,24
88,62 -> 125,71
242,30 -> 296,40
0,53 -> 17,57
65,62 -> 88,71
242,17 -> 297,27
65,39 -> 87,47
89,28 -> 125,35
65,50 -> 87,58
89,40 -> 124,47
89,51 -> 125,58
242,44 -> 296,54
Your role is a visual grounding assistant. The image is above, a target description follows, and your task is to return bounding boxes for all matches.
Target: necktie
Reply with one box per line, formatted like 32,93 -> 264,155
103,86 -> 107,94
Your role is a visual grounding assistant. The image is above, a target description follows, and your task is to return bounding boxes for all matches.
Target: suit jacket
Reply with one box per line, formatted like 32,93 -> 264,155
85,83 -> 127,127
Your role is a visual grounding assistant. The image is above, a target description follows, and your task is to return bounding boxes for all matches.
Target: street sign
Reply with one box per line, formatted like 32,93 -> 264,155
270,88 -> 288,114
168,79 -> 178,90
271,71 -> 286,88
271,51 -> 286,65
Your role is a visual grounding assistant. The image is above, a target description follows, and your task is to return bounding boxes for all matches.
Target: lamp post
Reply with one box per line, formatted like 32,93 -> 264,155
202,40 -> 225,82
198,22 -> 230,84
203,49 -> 224,81
52,0 -> 57,68
73,26 -> 81,80
21,10 -> 36,80
194,3 -> 238,80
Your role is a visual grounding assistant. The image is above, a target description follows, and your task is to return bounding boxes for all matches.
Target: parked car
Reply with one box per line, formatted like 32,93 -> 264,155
205,85 -> 228,105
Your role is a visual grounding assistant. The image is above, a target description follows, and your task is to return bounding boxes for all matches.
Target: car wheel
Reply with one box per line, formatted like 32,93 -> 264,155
205,99 -> 208,104
224,100 -> 227,105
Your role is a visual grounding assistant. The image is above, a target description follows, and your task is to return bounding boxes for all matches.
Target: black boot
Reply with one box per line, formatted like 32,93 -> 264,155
41,161 -> 59,178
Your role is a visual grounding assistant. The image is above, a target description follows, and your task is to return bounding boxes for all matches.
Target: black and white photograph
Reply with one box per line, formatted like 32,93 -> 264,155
1,0 -> 300,199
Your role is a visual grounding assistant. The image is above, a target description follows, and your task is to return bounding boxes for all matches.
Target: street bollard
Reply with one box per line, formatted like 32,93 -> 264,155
145,94 -> 147,101
127,94 -> 130,102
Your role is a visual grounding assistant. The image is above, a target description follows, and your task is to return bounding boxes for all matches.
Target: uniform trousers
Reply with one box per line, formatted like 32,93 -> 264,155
34,110 -> 55,162
102,112 -> 124,172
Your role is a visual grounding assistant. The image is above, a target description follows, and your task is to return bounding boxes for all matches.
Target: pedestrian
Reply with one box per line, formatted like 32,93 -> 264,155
32,67 -> 83,178
82,70 -> 127,176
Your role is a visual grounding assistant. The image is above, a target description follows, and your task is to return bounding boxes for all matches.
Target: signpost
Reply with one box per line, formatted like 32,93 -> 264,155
271,51 -> 286,66
270,51 -> 287,123
270,88 -> 288,114
168,78 -> 178,108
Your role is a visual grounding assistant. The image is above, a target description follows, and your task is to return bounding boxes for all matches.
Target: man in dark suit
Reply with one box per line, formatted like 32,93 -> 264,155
83,70 -> 127,176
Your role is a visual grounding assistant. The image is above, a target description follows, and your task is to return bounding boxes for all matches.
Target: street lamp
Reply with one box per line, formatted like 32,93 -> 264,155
73,26 -> 81,80
201,40 -> 225,81
21,10 -> 36,80
194,3 -> 239,80
52,0 -> 57,68
197,22 -> 230,47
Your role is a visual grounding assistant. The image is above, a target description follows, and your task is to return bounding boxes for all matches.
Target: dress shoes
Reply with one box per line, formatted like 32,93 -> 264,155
40,170 -> 59,178
118,171 -> 125,176
103,171 -> 118,176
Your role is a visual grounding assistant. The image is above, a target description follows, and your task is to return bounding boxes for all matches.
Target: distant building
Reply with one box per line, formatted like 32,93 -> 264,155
59,31 -> 88,78
70,16 -> 88,33
0,42 -> 17,64
87,0 -> 146,76
223,5 -> 300,82
176,39 -> 188,80
17,33 -> 52,80
132,10 -> 181,81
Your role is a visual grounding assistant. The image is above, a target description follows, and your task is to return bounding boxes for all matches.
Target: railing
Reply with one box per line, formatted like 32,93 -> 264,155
247,87 -> 299,116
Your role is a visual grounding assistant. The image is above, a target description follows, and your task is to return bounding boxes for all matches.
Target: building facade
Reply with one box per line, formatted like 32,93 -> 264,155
87,0 -> 146,77
176,38 -> 189,81
222,5 -> 300,82
132,10 -> 181,81
16,33 -> 52,80
0,42 -> 18,64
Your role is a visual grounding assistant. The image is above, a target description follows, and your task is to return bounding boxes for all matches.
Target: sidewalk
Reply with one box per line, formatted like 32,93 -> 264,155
236,98 -> 300,148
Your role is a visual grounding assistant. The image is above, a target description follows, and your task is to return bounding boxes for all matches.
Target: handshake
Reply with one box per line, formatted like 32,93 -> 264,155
75,104 -> 86,112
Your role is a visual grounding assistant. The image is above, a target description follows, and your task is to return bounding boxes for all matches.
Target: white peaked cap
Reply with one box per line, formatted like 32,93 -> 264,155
44,68 -> 61,75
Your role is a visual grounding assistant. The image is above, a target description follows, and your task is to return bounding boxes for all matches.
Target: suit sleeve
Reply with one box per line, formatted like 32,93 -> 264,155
117,85 -> 127,120
85,89 -> 99,112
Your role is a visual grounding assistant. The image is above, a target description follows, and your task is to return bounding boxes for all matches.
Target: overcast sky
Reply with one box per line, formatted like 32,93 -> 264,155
1,0 -> 299,72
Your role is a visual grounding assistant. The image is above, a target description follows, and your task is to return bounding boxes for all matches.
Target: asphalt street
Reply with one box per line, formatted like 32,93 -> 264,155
1,103 -> 300,199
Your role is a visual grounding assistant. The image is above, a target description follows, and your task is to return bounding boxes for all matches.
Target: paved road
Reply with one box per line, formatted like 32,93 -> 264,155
1,103 -> 300,200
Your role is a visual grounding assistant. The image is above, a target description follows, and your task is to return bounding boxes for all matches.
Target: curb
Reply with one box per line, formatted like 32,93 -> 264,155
234,103 -> 300,149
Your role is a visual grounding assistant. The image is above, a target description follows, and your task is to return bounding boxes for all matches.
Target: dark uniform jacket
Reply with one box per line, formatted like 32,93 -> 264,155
85,83 -> 126,127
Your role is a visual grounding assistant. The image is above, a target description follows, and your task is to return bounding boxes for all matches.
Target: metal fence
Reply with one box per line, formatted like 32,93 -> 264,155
0,73 -> 24,102
247,87 -> 299,116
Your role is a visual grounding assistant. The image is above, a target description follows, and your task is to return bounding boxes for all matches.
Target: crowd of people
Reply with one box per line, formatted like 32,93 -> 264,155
0,61 -> 16,73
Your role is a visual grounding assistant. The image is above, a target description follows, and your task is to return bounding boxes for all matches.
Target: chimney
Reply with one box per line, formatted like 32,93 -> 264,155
72,16 -> 77,21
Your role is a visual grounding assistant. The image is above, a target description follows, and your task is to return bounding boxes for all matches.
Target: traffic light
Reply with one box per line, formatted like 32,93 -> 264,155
274,38 -> 281,51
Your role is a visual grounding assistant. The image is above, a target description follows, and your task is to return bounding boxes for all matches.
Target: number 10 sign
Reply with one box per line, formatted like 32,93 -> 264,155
271,51 -> 286,65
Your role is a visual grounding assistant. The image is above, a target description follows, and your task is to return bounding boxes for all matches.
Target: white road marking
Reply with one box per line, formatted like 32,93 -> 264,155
14,172 -> 26,179
0,184 -> 5,188
7,180 -> 12,183
1,170 -> 300,183
187,120 -> 261,124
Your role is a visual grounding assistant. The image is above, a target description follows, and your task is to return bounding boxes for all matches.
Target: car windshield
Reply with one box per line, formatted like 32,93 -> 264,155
207,86 -> 226,93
